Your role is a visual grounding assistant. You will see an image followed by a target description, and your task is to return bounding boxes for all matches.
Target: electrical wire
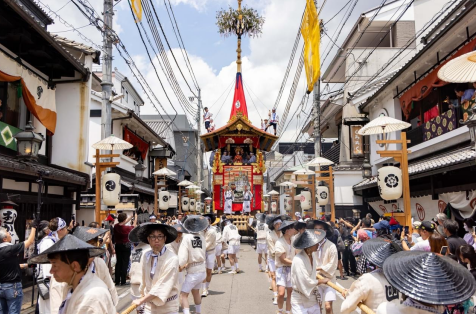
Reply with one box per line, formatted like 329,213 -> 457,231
323,0 -> 353,26
49,23 -> 92,33
146,0 -> 198,97
208,78 -> 236,110
243,83 -> 263,120
164,0 -> 200,90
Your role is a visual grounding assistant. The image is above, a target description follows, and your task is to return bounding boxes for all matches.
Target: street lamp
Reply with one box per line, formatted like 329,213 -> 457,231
14,121 -> 44,161
134,159 -> 146,179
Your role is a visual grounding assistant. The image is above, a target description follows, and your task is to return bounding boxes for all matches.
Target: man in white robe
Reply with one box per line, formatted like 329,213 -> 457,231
224,186 -> 234,214
201,214 -> 217,297
178,215 -> 208,314
291,229 -> 329,314
242,186 -> 253,214
275,220 -> 297,314
28,235 -> 115,314
222,218 -> 242,274
132,223 -> 180,314
267,217 -> 283,305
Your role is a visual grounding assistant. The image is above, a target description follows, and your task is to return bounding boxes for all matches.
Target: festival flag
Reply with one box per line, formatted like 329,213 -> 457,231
131,0 -> 143,22
301,0 -> 320,92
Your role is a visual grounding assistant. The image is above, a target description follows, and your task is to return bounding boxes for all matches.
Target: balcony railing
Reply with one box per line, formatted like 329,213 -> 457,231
407,108 -> 461,148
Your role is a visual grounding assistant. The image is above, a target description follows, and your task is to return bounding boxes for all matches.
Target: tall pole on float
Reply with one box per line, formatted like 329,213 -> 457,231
237,0 -> 243,73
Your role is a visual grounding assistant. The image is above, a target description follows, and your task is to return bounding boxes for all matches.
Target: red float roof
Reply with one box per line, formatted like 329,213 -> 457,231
229,73 -> 249,120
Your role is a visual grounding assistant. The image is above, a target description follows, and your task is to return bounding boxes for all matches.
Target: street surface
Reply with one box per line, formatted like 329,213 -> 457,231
115,241 -> 360,314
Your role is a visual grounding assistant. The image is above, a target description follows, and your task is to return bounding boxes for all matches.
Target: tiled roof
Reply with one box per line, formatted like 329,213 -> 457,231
0,155 -> 88,185
144,120 -> 176,151
353,146 -> 476,189
51,35 -> 97,54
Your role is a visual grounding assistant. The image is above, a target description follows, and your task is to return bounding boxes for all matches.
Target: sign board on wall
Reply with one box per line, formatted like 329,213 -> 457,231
350,125 -> 364,158
155,157 -> 167,171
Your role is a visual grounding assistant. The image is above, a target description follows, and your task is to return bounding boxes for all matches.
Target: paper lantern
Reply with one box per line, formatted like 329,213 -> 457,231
189,198 -> 196,211
0,207 -> 18,244
159,190 -> 170,210
284,195 -> 292,213
264,202 -> 268,212
196,201 -> 202,213
378,164 -> 402,201
102,173 -> 120,206
182,196 -> 190,212
271,201 -> 277,213
316,186 -> 329,206
300,190 -> 312,210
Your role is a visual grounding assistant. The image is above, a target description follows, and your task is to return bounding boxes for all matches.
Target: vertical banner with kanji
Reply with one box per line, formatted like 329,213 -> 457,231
350,125 -> 364,158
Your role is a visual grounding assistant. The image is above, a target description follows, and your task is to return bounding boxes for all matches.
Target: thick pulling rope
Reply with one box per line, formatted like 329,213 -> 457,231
121,304 -> 137,314
316,274 -> 376,314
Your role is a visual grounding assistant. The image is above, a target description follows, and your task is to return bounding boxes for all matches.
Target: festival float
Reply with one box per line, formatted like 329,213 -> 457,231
200,0 -> 277,221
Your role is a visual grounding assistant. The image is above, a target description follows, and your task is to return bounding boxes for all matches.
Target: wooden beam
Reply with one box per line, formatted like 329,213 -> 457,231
98,162 -> 121,168
400,132 -> 412,235
375,139 -> 410,144
93,154 -> 120,158
154,175 -> 158,216
329,166 -> 335,222
95,149 -> 101,223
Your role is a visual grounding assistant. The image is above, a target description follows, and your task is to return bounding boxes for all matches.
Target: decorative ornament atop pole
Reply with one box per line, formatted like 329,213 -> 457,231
237,0 -> 243,73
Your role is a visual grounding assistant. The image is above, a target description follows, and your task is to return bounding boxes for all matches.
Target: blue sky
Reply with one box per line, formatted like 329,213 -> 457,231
40,0 -> 383,141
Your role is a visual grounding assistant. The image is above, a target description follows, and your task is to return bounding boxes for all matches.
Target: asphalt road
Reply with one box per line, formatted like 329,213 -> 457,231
115,241 -> 361,314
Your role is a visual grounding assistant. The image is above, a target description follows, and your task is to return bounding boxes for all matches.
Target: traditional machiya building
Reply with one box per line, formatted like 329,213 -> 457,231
353,0 -> 476,224
0,0 -> 96,285
201,73 -> 278,215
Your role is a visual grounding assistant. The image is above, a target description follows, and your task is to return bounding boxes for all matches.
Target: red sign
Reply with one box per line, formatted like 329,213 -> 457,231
416,203 -> 425,221
123,127 -> 149,160
438,200 -> 447,213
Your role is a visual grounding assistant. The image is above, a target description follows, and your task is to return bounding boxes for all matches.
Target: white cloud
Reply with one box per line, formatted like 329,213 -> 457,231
136,0 -> 309,145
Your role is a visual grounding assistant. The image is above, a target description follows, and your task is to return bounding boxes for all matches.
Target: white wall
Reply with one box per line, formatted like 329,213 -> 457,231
333,171 -> 363,206
413,0 -> 455,44
368,94 -> 403,174
52,56 -> 93,174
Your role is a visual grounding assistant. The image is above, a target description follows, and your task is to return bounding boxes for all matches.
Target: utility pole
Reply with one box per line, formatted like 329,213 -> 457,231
313,79 -> 321,157
196,88 -> 202,183
101,0 -> 114,140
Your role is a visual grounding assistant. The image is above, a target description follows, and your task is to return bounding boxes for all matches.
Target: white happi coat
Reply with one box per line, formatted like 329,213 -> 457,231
256,222 -> 269,244
56,269 -> 115,314
222,223 -> 241,246
38,236 -> 56,314
291,250 -> 321,308
91,257 -> 118,306
341,269 -> 400,314
314,239 -> 338,282
130,242 -> 151,298
178,233 -> 206,274
204,227 -> 217,253
224,190 -> 234,214
166,238 -> 182,256
377,302 -> 442,314
242,190 -> 253,213
267,230 -> 281,259
140,248 -> 180,314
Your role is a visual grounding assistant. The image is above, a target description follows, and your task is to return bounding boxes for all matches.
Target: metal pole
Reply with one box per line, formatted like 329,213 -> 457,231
32,170 -> 45,309
197,88 -> 202,183
101,0 -> 114,140
313,79 -> 321,157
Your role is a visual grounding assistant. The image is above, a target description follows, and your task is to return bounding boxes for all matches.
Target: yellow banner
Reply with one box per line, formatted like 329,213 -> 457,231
301,0 -> 320,92
131,0 -> 142,22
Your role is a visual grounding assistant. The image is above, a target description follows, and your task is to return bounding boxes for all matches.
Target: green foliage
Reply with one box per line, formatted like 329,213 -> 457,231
216,6 -> 265,38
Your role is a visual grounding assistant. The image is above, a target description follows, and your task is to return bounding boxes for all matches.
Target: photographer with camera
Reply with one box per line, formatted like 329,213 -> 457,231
339,218 -> 357,277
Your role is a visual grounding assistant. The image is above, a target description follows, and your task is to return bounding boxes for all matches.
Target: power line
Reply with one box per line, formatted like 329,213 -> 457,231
134,0 -> 198,118
208,77 -> 236,110
323,0 -> 354,26
273,7 -> 305,111
164,0 -> 200,90
146,0 -> 198,97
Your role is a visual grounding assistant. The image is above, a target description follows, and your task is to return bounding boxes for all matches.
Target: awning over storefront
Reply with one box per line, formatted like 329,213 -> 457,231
0,51 -> 56,134
353,146 -> 476,191
0,154 -> 88,186
368,190 -> 476,221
